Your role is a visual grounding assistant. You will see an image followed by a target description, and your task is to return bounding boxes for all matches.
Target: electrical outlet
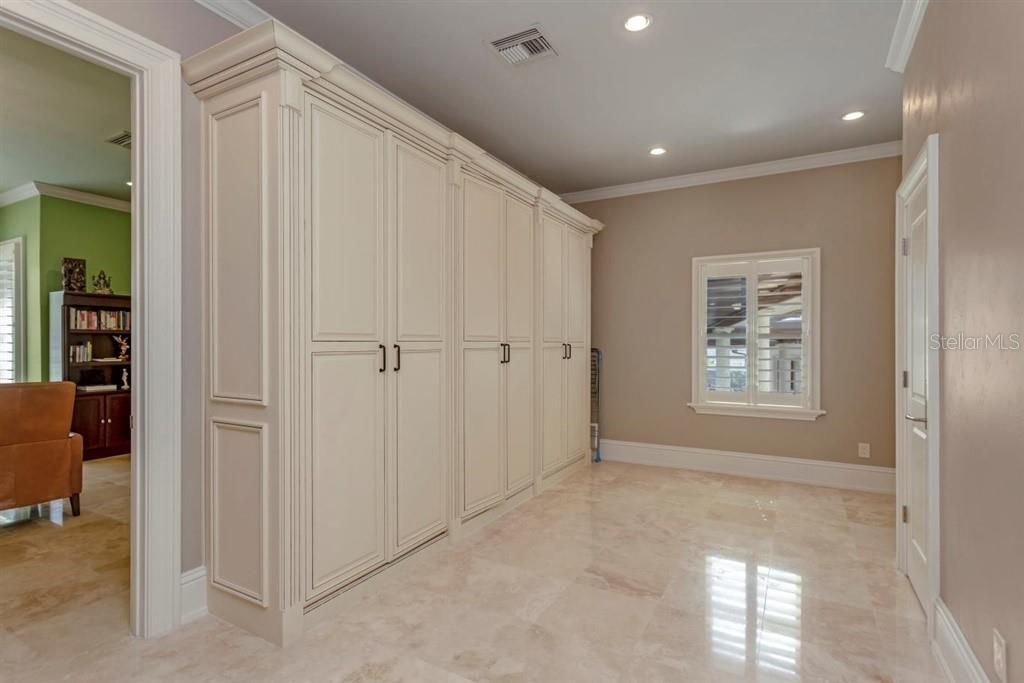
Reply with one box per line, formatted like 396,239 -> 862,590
857,442 -> 871,459
993,628 -> 1007,683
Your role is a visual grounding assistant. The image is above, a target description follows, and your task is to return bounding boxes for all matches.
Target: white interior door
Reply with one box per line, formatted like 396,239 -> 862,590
903,172 -> 930,608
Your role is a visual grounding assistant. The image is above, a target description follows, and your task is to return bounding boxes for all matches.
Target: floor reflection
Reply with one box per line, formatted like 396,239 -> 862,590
708,555 -> 802,678
0,498 -> 68,527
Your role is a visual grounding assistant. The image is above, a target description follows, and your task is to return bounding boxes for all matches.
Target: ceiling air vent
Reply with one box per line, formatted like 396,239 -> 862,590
490,26 -> 556,65
105,130 -> 132,149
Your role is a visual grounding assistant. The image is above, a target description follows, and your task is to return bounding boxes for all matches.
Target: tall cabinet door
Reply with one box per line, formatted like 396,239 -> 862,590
461,176 -> 505,516
391,140 -> 448,555
309,347 -> 387,598
504,196 -> 533,493
307,96 -> 385,343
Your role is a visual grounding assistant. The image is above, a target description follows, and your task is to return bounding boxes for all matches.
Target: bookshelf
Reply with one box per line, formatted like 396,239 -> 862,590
49,291 -> 132,460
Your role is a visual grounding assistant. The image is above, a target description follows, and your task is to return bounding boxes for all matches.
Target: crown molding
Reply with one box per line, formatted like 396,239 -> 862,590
192,0 -> 271,30
0,182 -> 131,212
561,141 -> 902,205
885,0 -> 930,73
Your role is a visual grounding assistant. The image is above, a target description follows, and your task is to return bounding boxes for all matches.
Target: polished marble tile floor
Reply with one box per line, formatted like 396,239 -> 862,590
2,461 -> 943,682
0,454 -> 131,674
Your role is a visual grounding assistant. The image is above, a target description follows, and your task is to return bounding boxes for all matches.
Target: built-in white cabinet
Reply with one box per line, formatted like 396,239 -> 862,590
306,94 -> 449,602
185,20 -> 600,646
458,177 -> 536,519
541,215 -> 592,474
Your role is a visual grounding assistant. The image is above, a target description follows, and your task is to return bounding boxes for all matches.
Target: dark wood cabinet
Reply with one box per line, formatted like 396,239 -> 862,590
71,391 -> 132,460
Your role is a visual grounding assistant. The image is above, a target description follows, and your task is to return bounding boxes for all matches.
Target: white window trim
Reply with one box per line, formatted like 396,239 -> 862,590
689,247 -> 824,421
0,237 -> 26,382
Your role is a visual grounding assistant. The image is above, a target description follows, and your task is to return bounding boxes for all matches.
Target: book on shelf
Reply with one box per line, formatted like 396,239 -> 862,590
68,307 -> 131,331
79,384 -> 118,393
69,341 -> 93,363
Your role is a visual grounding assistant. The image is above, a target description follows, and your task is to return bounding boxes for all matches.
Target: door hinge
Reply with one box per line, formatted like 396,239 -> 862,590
902,505 -> 908,523
901,238 -> 908,256
902,370 -> 908,388
130,414 -> 134,430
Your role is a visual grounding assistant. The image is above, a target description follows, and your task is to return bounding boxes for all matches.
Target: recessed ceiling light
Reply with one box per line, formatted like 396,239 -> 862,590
842,111 -> 865,121
625,14 -> 652,32
125,181 -> 132,187
649,146 -> 667,156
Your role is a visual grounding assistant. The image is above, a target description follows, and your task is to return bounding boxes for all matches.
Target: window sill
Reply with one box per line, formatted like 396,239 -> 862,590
687,403 -> 826,421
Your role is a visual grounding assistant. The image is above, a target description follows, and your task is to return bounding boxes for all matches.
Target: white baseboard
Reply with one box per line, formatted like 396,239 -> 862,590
599,439 -> 895,493
934,599 -> 990,683
180,567 -> 208,624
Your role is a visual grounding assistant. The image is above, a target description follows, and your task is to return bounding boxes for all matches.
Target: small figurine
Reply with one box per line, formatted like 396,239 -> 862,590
92,270 -> 113,294
113,335 -> 130,361
121,368 -> 130,391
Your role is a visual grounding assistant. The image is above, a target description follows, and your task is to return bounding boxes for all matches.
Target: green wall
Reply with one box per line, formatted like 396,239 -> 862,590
39,196 -> 131,376
0,197 -> 41,380
0,195 -> 130,380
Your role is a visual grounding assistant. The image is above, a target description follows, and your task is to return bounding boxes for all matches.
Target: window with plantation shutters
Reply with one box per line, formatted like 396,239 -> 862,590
0,238 -> 24,383
690,248 -> 824,421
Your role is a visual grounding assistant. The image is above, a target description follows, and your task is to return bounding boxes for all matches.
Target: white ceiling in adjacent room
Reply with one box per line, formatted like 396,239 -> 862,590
251,0 -> 903,194
0,26 -> 131,201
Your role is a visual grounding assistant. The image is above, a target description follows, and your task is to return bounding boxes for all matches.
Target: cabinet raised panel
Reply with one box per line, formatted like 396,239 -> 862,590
394,347 -> 447,553
506,346 -> 533,493
566,229 -> 589,345
395,142 -> 446,342
542,217 -> 565,343
309,98 -> 385,342
568,344 -> 589,462
462,346 -> 503,514
505,197 -> 533,343
462,178 -> 503,341
309,349 -> 386,596
105,392 -> 132,455
541,343 -> 565,473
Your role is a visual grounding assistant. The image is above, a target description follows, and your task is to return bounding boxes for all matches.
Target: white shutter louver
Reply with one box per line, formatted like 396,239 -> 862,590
0,240 -> 21,383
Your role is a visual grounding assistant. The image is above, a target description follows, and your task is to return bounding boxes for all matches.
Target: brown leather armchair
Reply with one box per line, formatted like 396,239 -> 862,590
0,382 -> 83,516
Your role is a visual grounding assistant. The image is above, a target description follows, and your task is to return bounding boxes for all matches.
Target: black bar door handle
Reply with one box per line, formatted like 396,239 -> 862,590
394,344 -> 400,371
506,344 -> 511,364
379,344 -> 386,373
567,344 -> 572,359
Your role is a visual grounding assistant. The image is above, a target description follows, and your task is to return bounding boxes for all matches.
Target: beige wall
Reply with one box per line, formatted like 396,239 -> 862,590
903,3 -> 1024,680
577,157 -> 901,467
69,0 -> 240,572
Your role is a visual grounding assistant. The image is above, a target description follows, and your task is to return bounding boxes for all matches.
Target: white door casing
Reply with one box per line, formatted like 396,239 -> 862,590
0,0 -> 183,638
895,134 -> 940,635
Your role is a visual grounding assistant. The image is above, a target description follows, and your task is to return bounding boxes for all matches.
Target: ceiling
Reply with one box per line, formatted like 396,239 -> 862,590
252,0 -> 903,194
0,26 -> 131,201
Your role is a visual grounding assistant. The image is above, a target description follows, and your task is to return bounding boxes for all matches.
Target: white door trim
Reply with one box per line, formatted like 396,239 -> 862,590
895,133 -> 940,636
0,0 -> 183,638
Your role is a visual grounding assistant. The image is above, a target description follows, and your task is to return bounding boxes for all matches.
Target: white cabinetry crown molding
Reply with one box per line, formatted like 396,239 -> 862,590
599,440 -> 896,494
560,141 -> 902,204
192,0 -> 271,30
885,0 -> 930,73
0,181 -> 131,212
182,19 -> 601,235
